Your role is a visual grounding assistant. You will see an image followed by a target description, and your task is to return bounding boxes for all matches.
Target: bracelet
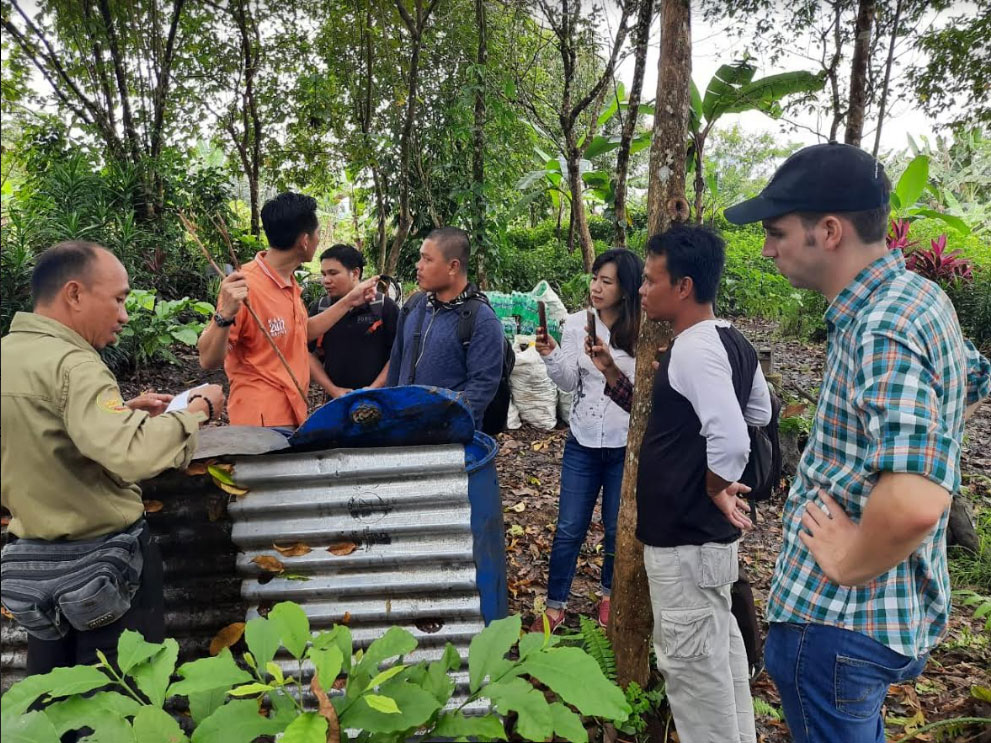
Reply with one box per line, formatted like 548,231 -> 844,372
188,393 -> 214,421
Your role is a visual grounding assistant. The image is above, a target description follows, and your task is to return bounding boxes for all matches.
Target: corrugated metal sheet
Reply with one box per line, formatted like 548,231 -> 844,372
227,443 -> 488,695
0,471 -> 248,693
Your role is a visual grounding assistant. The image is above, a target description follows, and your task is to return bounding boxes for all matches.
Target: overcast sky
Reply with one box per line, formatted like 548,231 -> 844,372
610,3 -> 977,159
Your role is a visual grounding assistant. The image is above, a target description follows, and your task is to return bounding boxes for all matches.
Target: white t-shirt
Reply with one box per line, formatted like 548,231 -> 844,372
542,310 -> 636,449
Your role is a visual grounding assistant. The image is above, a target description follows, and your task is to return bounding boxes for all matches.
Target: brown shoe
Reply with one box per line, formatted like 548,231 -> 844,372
598,596 -> 611,628
529,609 -> 566,634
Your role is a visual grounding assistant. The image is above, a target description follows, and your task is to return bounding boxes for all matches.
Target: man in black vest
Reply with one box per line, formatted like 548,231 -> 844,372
630,225 -> 770,743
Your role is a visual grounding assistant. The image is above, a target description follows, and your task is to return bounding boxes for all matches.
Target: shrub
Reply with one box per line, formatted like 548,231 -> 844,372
105,289 -> 214,376
0,608 -> 631,742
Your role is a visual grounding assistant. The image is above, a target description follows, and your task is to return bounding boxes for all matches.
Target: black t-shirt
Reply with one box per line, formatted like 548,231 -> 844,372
308,294 -> 399,390
635,324 -> 760,548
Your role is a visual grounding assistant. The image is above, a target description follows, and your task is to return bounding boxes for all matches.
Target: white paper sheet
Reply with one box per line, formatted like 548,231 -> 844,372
165,384 -> 209,413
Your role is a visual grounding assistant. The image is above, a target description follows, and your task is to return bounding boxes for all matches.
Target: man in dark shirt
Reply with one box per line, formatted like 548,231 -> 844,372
308,244 -> 398,398
602,225 -> 770,743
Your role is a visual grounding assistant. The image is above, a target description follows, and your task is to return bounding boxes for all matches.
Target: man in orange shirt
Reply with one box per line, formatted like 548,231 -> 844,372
198,192 -> 376,427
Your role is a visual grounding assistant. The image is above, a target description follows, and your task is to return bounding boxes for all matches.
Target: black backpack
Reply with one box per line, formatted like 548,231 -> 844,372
739,383 -> 782,502
401,291 -> 515,436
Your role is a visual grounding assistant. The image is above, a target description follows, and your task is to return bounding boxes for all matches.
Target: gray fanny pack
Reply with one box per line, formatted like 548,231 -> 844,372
1,520 -> 146,640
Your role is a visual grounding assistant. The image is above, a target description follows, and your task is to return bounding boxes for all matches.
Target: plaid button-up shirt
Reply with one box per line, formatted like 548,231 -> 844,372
767,250 -> 991,657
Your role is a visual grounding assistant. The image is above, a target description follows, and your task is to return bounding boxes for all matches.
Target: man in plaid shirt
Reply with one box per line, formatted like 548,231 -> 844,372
726,142 -> 990,743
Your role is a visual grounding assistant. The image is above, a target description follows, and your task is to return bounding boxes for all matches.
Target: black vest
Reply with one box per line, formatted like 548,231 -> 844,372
635,324 -> 757,548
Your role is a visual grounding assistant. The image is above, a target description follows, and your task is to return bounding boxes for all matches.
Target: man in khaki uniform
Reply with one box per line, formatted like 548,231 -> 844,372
0,241 -> 225,675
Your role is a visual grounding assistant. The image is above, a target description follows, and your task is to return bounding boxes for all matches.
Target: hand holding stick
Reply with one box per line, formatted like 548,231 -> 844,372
179,212 -> 309,406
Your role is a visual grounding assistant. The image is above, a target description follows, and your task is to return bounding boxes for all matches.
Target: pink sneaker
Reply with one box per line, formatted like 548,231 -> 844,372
529,609 -> 566,634
598,597 -> 611,628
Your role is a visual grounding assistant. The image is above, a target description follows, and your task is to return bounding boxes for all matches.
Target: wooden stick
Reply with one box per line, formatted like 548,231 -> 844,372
179,212 -> 310,406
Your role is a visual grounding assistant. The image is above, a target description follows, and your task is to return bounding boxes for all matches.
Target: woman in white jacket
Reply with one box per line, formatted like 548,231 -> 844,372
532,248 -> 643,631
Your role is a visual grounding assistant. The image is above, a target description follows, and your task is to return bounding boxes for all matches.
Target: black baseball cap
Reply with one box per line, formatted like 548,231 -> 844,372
724,141 -> 889,225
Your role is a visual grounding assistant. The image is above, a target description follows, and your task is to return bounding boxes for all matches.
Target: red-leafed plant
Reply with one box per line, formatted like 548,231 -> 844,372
887,219 -> 973,283
886,219 -> 917,252
906,234 -> 974,282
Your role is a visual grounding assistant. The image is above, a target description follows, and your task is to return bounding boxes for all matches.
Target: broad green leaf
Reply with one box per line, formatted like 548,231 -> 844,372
339,681 -> 441,734
423,656 -> 456,705
518,632 -> 545,660
364,693 -> 401,714
268,601 -> 311,659
266,661 -> 285,685
168,649 -> 252,698
117,630 -> 166,675
515,168 -> 547,191
909,208 -> 971,235
229,682 -> 274,697
53,710 -> 135,743
6,710 -> 61,743
1,665 -> 110,722
191,700 -> 285,743
972,685 -> 991,702
192,301 -> 215,316
308,644 -> 344,690
631,131 -> 652,155
132,638 -> 179,707
702,61 -> 756,121
171,327 -> 199,346
244,617 -> 281,671
131,706 -> 188,743
432,711 -> 508,741
281,712 -> 328,743
483,677 -> 553,741
367,664 -> 406,689
519,646 -> 630,721
584,135 -> 621,159
187,688 -> 228,725
895,155 -> 930,211
715,70 -> 825,120
550,701 -> 589,742
43,692 -> 141,735
355,626 -> 418,678
689,80 -> 703,131
312,625 -> 352,675
468,614 -> 521,693
439,643 -> 461,672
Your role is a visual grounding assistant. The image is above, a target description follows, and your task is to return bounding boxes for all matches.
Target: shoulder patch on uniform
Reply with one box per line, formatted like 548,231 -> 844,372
97,389 -> 129,413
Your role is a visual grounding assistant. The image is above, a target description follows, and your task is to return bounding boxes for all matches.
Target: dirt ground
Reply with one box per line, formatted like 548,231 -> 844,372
115,318 -> 991,743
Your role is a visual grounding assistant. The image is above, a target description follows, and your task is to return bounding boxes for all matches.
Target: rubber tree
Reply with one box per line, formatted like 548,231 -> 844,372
608,0 -> 693,689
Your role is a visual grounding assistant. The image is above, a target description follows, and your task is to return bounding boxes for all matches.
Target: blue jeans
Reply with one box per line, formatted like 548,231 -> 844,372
765,623 -> 928,743
546,435 -> 625,608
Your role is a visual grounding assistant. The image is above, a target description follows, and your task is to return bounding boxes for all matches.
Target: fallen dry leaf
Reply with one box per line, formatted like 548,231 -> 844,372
339,611 -> 351,625
311,676 -> 342,743
216,481 -> 249,497
273,542 -> 312,557
142,500 -> 164,513
251,555 -> 286,573
327,541 -> 358,556
782,402 -> 808,418
209,622 -> 245,656
1,606 -> 14,620
185,461 -> 210,476
506,501 -> 526,513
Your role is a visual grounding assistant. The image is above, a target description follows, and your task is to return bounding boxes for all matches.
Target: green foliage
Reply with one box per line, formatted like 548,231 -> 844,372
949,492 -> 991,594
719,228 -> 827,340
0,143 -> 235,336
0,608 -> 630,742
752,696 -> 784,720
953,590 -> 991,633
616,680 -> 666,739
110,290 -> 213,373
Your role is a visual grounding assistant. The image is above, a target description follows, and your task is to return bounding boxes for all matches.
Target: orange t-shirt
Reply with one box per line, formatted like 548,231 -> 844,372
224,252 -> 310,427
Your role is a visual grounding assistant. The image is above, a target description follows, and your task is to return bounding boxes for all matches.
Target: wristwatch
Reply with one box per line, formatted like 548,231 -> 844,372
213,312 -> 235,328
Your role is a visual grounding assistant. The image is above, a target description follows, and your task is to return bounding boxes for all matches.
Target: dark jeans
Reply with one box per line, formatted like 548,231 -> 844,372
27,533 -> 165,675
765,622 -> 928,743
546,434 -> 625,608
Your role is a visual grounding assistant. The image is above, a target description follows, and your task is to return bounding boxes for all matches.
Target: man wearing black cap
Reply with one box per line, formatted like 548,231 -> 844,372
726,142 -> 990,743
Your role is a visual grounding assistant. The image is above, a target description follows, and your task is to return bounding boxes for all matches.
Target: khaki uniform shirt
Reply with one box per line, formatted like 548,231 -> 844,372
1,312 -> 206,540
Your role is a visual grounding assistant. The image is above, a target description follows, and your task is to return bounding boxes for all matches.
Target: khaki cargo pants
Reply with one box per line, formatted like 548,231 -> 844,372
644,541 -> 756,743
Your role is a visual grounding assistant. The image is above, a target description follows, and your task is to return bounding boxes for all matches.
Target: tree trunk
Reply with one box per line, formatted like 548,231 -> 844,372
826,1 -> 845,142
471,0 -> 488,287
871,0 -> 902,158
608,0 -> 693,691
613,0 -> 653,248
567,142 -> 596,271
844,0 -> 875,146
387,0 -> 438,277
